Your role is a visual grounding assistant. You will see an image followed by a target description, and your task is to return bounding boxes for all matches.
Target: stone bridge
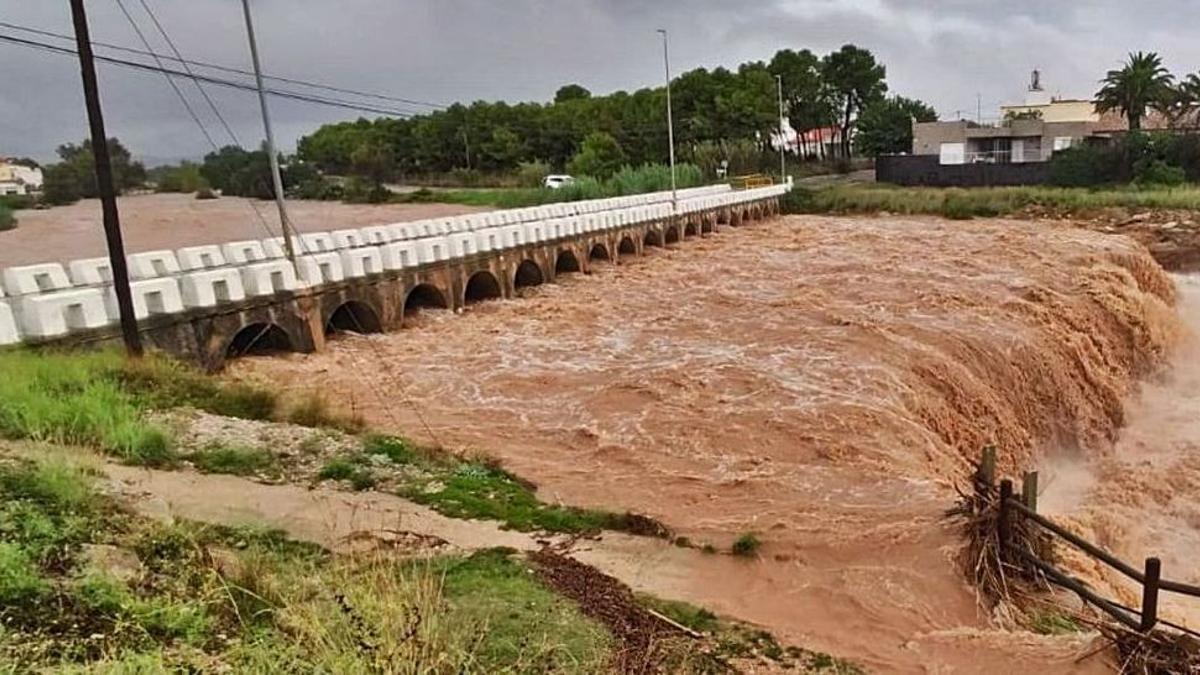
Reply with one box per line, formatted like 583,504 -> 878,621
0,182 -> 789,370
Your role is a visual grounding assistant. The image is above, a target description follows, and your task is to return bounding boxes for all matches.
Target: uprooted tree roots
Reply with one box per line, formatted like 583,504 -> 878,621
1098,622 -> 1200,674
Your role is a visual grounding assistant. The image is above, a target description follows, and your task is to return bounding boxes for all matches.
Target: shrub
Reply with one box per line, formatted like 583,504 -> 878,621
195,187 -> 217,200
187,444 -> 275,476
731,533 -> 761,557
0,542 -> 46,606
567,132 -> 625,180
317,456 -> 375,490
0,194 -> 35,210
0,203 -> 15,231
516,160 -> 551,188
450,167 -> 483,187
1134,159 -> 1186,187
341,176 -> 391,204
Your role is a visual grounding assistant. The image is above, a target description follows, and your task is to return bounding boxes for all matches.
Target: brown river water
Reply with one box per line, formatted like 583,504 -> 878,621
232,215 -> 1184,673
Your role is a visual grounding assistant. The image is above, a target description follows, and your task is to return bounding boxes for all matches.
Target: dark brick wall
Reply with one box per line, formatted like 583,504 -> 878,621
877,155 -> 1053,187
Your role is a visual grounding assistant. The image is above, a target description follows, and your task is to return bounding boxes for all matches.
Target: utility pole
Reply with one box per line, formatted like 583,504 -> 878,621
775,74 -> 786,182
976,93 -> 982,124
69,0 -> 142,357
656,29 -> 677,210
241,0 -> 298,265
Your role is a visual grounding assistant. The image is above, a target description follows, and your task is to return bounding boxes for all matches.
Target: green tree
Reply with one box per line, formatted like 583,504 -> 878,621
40,162 -> 84,205
770,49 -> 832,160
555,84 -> 592,103
854,96 -> 937,157
54,138 -> 146,197
150,161 -> 208,193
822,45 -> 887,157
567,131 -> 625,179
1095,52 -> 1174,131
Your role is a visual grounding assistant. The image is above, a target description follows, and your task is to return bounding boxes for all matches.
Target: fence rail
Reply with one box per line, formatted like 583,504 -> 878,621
992,468 -> 1200,636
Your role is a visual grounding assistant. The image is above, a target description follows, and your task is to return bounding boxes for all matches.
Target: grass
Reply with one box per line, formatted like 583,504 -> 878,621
1028,609 -> 1083,635
316,455 -> 377,491
0,452 -> 618,672
186,444 -> 276,477
731,533 -> 762,557
783,183 -> 1200,220
399,455 -> 657,535
0,349 -> 366,466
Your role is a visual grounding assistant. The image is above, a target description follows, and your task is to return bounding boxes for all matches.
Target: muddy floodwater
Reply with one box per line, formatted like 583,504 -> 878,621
234,215 -> 1180,673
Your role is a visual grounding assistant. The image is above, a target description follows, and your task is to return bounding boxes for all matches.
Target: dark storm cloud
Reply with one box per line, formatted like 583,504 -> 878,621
3,1 -> 1200,163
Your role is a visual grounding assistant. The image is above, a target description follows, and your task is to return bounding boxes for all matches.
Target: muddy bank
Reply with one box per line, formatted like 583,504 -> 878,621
232,215 -> 1177,671
1022,206 -> 1200,273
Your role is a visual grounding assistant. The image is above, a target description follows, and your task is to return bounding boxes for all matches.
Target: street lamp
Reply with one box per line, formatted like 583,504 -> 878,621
656,29 -> 677,209
775,74 -> 786,182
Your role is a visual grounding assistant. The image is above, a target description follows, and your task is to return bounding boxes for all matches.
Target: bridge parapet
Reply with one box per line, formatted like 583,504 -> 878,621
0,181 -> 790,358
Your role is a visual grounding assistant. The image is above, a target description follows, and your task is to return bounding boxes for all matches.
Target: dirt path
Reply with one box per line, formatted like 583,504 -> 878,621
0,193 -> 485,268
229,214 -> 1176,672
104,463 -> 1104,673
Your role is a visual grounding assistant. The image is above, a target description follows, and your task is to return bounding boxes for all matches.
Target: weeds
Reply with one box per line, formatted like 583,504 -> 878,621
731,533 -> 762,557
317,456 -> 376,491
186,444 -> 276,477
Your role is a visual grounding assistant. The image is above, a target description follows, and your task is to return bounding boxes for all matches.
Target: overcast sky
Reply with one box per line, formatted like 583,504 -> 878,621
3,0 -> 1200,165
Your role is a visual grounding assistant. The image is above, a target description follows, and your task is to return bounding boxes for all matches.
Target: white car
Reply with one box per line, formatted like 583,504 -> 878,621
543,174 -> 575,189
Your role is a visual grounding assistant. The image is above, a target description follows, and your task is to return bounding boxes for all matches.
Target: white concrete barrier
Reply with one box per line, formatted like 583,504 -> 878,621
340,248 -> 383,278
223,240 -> 270,264
447,232 -> 478,258
299,232 -> 336,253
180,269 -> 247,308
475,230 -> 501,252
67,258 -> 113,286
16,289 -> 109,337
176,245 -> 226,271
413,239 -> 448,264
0,300 -> 19,345
379,241 -> 418,270
240,260 -> 300,296
2,263 -> 72,296
296,253 -> 345,286
128,251 -> 181,280
359,226 -> 393,245
331,229 -> 367,249
107,278 -> 185,319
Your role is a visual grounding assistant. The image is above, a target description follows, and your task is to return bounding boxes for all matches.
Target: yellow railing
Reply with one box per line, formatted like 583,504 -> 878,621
730,174 -> 774,189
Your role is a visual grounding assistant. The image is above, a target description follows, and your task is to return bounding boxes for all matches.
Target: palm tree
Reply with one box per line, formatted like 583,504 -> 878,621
1095,52 -> 1175,131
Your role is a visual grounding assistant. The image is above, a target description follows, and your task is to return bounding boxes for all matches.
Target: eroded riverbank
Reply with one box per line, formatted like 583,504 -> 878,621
232,215 -> 1178,672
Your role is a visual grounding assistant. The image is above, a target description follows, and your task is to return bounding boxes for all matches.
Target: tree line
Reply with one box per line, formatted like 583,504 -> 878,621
295,45 -> 937,182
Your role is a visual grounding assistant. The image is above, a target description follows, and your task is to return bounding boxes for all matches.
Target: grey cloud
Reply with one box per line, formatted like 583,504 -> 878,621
3,0 -> 1200,163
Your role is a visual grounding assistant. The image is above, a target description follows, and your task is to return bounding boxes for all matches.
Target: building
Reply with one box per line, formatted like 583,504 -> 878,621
912,71 -> 1096,166
0,159 -> 43,196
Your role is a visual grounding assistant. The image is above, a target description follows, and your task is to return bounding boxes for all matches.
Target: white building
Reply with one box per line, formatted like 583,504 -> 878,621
0,160 -> 44,196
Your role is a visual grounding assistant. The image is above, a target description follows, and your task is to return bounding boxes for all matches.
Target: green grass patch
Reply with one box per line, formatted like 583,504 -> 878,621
783,183 -> 1200,220
399,459 -> 646,534
317,455 -> 376,491
186,444 -> 276,477
1028,609 -> 1083,635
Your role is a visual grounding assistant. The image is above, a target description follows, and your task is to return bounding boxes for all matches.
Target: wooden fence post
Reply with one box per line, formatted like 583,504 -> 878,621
1022,471 -> 1039,513
978,445 -> 997,488
1140,557 -> 1161,632
998,479 -> 1013,551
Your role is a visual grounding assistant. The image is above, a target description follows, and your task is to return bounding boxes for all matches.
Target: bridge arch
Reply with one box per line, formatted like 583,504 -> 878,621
555,249 -> 581,274
618,236 -> 637,257
464,270 -> 502,304
515,259 -> 544,289
701,218 -> 714,234
325,300 -> 383,335
589,243 -> 610,263
404,283 -> 448,318
643,229 -> 663,248
664,224 -> 681,244
225,322 -> 294,360
684,221 -> 698,237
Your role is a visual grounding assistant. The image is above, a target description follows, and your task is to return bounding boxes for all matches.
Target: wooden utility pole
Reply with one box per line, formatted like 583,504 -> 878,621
69,0 -> 143,357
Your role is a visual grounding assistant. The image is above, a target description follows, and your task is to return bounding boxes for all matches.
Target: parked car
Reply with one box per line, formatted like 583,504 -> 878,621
543,174 -> 575,189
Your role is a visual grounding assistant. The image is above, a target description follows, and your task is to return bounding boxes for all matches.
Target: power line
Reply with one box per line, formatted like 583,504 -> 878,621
134,0 -> 245,147
111,0 -> 218,148
0,19 -> 445,111
0,31 -> 416,118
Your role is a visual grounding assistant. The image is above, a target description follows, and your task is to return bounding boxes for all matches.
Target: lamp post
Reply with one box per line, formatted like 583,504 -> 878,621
656,29 -> 676,210
776,74 -> 786,182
